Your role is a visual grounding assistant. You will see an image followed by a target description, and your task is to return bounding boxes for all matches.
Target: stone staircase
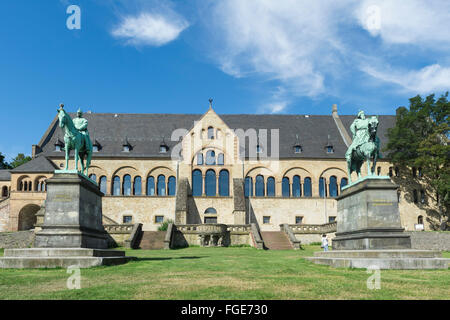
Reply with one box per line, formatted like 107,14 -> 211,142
261,231 -> 293,250
138,231 -> 166,250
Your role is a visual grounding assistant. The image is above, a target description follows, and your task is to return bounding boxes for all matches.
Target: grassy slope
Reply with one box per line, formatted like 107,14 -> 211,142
0,246 -> 448,300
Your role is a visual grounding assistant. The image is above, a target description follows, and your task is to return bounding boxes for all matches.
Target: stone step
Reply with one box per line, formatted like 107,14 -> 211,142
305,257 -> 450,269
139,231 -> 166,250
4,248 -> 125,258
261,231 -> 293,250
314,250 -> 442,259
0,256 -> 135,269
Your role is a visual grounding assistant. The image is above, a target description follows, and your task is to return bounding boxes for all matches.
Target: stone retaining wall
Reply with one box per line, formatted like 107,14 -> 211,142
405,231 -> 450,251
0,230 -> 35,248
0,199 -> 10,232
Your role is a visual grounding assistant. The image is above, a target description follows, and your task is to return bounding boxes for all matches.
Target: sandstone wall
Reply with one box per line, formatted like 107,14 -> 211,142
405,231 -> 450,251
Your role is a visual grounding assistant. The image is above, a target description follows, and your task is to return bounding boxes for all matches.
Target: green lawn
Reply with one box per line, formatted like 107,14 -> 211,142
0,246 -> 448,300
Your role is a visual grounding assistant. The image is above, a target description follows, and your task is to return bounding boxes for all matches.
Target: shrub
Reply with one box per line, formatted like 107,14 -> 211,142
158,219 -> 174,232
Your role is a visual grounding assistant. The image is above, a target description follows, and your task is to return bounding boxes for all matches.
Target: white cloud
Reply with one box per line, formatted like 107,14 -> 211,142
207,0 -> 352,97
362,64 -> 450,94
259,101 -> 289,114
355,0 -> 450,46
201,0 -> 450,101
112,12 -> 189,46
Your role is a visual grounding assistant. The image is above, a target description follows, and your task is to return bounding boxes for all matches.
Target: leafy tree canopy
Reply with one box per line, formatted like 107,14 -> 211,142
384,93 -> 449,226
0,152 -> 11,169
9,153 -> 32,169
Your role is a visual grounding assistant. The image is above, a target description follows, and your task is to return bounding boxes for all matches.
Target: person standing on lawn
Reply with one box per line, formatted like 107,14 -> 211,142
321,234 -> 329,252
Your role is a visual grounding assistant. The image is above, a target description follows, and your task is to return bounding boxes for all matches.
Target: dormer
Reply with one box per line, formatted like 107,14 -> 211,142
92,139 -> 101,152
325,135 -> 334,154
122,138 -> 132,152
54,139 -> 64,152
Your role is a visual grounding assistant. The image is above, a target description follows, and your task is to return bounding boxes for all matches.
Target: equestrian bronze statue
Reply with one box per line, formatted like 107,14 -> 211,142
56,104 -> 93,176
345,110 -> 380,183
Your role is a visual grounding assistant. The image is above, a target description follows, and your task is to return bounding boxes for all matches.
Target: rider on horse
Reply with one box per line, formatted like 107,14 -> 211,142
73,108 -> 92,152
345,110 -> 369,159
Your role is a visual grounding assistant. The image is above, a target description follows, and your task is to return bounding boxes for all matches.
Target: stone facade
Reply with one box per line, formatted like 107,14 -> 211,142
0,106 -> 439,235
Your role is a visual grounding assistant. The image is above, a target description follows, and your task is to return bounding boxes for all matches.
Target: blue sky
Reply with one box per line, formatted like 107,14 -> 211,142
0,0 -> 449,161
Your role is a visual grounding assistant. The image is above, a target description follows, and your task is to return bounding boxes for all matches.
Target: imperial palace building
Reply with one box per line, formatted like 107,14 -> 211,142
0,104 -> 433,238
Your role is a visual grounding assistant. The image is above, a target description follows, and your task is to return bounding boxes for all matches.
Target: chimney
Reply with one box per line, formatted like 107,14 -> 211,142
31,145 -> 41,158
332,104 -> 338,117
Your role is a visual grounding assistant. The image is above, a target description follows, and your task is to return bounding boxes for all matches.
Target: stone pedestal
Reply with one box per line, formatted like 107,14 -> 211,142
307,177 -> 449,269
1,172 -> 134,269
34,173 -> 108,249
332,177 -> 411,250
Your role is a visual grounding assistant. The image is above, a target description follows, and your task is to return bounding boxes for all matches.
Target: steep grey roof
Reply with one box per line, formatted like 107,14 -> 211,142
37,112 -> 396,160
0,170 -> 11,181
11,156 -> 58,173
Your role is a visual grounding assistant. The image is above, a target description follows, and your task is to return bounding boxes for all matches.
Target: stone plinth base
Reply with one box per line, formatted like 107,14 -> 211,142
333,177 -> 411,250
34,172 -> 108,249
306,250 -> 449,269
0,248 -> 134,269
332,228 -> 412,250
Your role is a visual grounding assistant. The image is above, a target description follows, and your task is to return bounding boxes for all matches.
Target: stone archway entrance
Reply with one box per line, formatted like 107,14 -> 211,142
18,204 -> 40,231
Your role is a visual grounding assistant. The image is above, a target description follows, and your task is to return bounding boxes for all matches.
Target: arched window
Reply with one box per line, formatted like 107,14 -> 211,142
418,215 -> 424,225
329,176 -> 338,197
282,177 -> 290,197
219,170 -> 229,196
205,170 -> 216,196
255,175 -> 265,197
208,126 -> 214,139
303,177 -> 312,197
192,170 -> 202,196
133,176 -> 142,195
340,178 -> 348,191
319,177 -> 326,197
197,153 -> 203,165
244,177 -> 253,197
146,176 -> 155,196
99,176 -> 107,194
89,174 -> 97,183
413,189 -> 418,203
266,177 -> 275,197
113,176 -> 121,196
206,150 -> 216,165
292,175 -> 301,197
2,186 -> 8,197
168,176 -> 176,196
157,175 -> 166,196
123,175 -> 131,196
217,153 -> 224,165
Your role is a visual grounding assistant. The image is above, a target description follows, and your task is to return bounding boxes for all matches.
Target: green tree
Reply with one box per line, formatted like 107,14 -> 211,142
0,152 -> 11,169
9,153 -> 32,169
385,93 -> 449,229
